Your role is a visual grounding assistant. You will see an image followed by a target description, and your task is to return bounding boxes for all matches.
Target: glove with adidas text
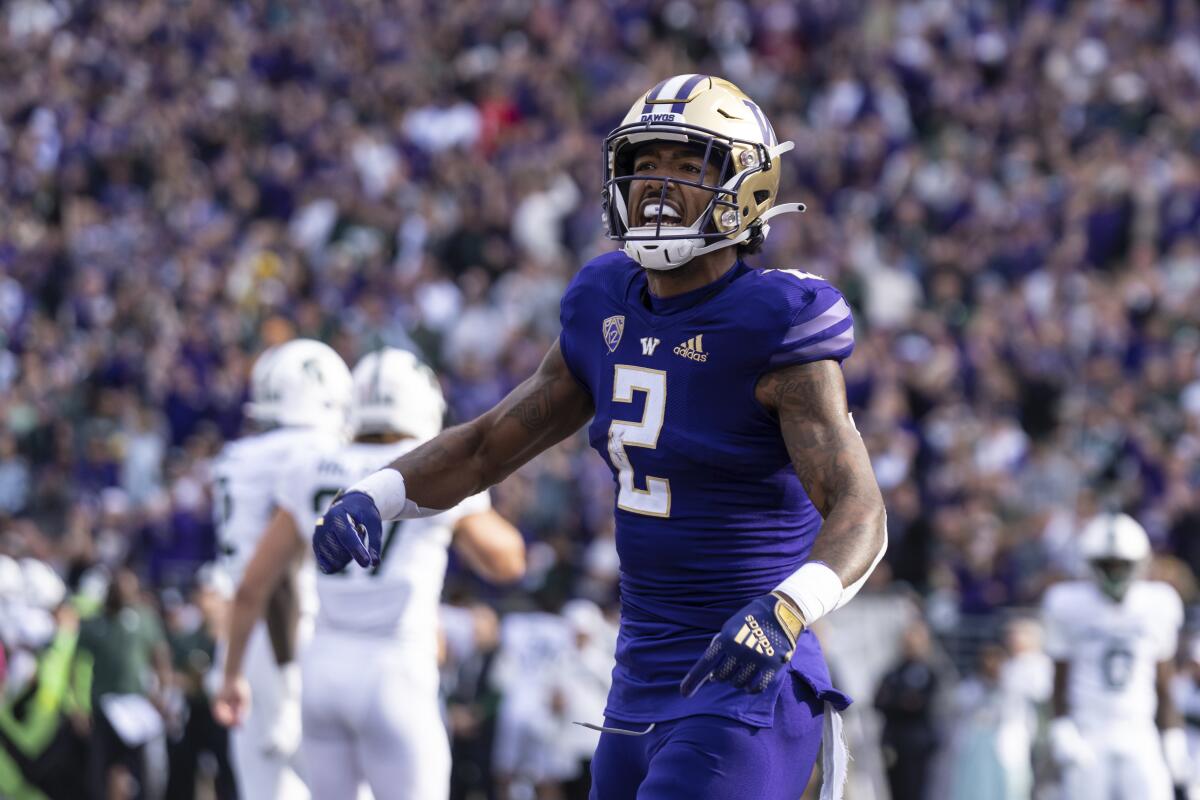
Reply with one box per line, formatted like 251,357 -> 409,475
680,592 -> 806,697
312,491 -> 382,574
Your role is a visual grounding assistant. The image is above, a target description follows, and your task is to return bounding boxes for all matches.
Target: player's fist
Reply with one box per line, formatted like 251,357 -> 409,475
681,592 -> 805,697
312,491 -> 382,574
213,676 -> 251,728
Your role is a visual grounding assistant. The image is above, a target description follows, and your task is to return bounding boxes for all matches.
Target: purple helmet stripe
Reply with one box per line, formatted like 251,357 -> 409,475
670,74 -> 708,113
641,77 -> 673,115
781,299 -> 851,346
742,99 -> 771,144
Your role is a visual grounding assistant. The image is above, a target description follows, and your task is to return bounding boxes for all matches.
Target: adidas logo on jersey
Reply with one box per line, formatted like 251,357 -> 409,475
673,334 -> 708,362
734,615 -> 775,657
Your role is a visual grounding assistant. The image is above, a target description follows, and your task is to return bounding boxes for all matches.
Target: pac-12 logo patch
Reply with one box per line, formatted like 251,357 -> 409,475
603,315 -> 625,353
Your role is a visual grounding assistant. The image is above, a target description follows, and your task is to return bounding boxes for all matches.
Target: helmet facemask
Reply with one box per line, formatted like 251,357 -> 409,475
603,121 -> 792,271
1088,557 -> 1141,601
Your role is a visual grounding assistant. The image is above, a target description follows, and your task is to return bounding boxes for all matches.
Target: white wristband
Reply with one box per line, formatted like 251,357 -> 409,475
349,469 -> 448,520
1162,727 -> 1191,782
279,661 -> 301,696
775,562 -> 844,627
349,469 -> 409,520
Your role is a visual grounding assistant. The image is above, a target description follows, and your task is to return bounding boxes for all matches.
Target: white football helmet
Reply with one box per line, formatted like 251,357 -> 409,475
1078,512 -> 1150,599
351,348 -> 446,441
20,558 -> 65,610
244,345 -> 280,423
603,74 -> 804,271
243,339 -> 353,431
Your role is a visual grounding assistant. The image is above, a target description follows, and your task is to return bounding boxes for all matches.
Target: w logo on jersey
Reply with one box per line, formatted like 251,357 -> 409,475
640,337 -> 660,356
734,615 -> 775,657
603,315 -> 625,353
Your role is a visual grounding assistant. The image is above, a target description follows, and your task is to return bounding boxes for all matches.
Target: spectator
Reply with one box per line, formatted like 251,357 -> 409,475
946,643 -> 1034,800
0,434 -> 30,516
77,568 -> 173,800
874,620 -> 940,800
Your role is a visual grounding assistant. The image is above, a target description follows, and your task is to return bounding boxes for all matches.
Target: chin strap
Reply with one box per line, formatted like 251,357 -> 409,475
767,141 -> 795,159
686,201 -> 807,259
625,196 -> 808,270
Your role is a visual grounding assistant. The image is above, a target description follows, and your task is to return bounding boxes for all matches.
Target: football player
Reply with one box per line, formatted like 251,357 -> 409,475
210,339 -> 353,800
213,348 -> 525,800
314,76 -> 888,799
1043,512 -> 1190,799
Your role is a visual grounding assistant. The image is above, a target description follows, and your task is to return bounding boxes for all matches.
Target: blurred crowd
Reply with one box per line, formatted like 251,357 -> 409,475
3,0 -> 1200,797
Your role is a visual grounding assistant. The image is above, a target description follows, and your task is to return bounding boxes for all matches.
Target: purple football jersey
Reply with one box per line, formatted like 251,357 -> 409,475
559,252 -> 854,726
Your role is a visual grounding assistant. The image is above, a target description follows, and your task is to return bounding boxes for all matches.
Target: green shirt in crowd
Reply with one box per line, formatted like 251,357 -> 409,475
78,605 -> 165,697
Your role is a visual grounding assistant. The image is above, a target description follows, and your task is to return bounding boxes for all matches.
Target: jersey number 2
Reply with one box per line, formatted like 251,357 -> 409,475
608,365 -> 670,517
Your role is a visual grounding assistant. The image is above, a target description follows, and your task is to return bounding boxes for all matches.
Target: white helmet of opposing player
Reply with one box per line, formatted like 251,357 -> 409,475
1078,512 -> 1150,600
351,348 -> 446,441
20,558 -> 65,610
0,555 -> 22,602
243,339 -> 353,432
244,345 -> 281,424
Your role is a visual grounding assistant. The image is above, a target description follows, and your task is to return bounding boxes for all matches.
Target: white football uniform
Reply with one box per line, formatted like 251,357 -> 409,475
275,440 -> 490,800
212,427 -> 343,800
490,611 -> 576,784
1043,580 -> 1183,800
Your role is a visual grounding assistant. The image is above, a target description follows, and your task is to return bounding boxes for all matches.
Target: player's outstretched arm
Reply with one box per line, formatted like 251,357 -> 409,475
313,341 -> 593,574
681,360 -> 887,698
214,508 -> 304,728
1158,655 -> 1191,784
757,359 -> 887,623
387,340 -> 593,509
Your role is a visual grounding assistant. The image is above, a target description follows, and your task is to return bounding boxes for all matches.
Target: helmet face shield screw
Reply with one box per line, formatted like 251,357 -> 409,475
739,150 -> 758,167
720,209 -> 738,228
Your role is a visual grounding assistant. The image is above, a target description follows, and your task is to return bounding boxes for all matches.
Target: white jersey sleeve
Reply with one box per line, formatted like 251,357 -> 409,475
1146,581 -> 1184,662
1042,583 -> 1077,662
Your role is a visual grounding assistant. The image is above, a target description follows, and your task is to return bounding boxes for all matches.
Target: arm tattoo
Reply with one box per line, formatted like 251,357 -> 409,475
766,364 -> 868,515
387,341 -> 592,509
504,383 -> 554,432
758,360 -> 886,584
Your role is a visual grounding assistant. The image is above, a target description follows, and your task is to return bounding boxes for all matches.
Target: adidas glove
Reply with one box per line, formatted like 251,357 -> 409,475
312,491 -> 382,574
680,592 -> 806,697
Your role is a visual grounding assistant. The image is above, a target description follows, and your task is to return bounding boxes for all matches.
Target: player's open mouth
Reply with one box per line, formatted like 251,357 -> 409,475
639,200 -> 685,227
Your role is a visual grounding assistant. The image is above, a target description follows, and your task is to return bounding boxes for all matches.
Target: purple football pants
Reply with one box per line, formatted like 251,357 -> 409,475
588,673 -> 824,800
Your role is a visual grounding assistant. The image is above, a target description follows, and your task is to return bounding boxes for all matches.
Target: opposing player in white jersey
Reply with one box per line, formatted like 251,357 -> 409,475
213,347 -> 525,800
210,339 -> 354,800
1042,512 -> 1190,799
